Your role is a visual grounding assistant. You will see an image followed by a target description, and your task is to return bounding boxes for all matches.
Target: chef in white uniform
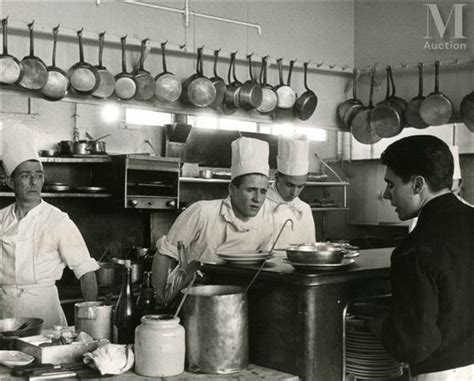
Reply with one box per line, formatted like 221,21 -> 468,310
152,137 -> 273,297
409,145 -> 472,232
0,124 -> 99,328
264,136 -> 316,248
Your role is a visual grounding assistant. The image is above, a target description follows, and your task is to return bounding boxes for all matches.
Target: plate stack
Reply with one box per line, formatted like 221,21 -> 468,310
216,251 -> 273,266
345,306 -> 404,380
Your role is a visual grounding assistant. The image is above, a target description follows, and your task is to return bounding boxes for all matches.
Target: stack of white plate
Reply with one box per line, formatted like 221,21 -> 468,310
346,315 -> 404,380
216,251 -> 273,265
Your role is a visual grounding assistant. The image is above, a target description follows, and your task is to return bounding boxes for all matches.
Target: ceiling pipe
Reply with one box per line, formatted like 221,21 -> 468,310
119,0 -> 262,35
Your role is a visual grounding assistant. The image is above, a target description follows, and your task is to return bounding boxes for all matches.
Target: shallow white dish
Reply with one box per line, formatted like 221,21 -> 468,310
0,350 -> 35,367
283,258 -> 355,272
217,253 -> 274,265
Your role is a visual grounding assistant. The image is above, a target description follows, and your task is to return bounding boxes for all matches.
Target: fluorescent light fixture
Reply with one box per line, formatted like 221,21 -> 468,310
101,104 -> 121,123
189,115 -> 219,129
220,119 -> 257,132
295,127 -> 327,142
125,108 -> 172,126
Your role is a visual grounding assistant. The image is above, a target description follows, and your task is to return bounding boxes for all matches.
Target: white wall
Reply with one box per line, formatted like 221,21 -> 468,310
1,1 -> 355,130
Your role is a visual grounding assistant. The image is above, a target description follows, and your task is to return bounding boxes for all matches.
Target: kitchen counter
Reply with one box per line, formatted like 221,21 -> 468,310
201,248 -> 393,381
0,364 -> 298,380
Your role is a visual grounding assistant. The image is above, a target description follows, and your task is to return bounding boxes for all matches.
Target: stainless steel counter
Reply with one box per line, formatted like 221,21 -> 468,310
201,248 -> 393,381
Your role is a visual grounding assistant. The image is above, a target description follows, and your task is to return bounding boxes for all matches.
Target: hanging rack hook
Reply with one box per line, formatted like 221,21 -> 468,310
329,63 -> 336,69
316,61 -> 324,67
179,43 -> 186,50
341,64 -> 349,71
247,52 -> 254,59
28,20 -> 35,29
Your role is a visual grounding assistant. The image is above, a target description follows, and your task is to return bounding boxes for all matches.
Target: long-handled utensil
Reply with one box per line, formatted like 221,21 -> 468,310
245,218 -> 294,293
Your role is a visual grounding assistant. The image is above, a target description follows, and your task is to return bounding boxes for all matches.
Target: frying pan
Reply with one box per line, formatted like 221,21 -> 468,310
370,66 -> 404,138
114,35 -> 137,100
419,61 -> 453,126
19,20 -> 48,90
133,38 -> 155,101
182,47 -> 216,108
351,68 -> 381,145
293,61 -> 318,121
460,91 -> 474,132
92,31 -> 115,99
222,52 -> 240,114
239,54 -> 263,111
275,58 -> 297,109
40,25 -> 69,101
0,17 -> 22,85
256,55 -> 278,115
68,28 -> 100,95
155,41 -> 182,103
337,69 -> 364,130
209,49 -> 226,108
405,63 -> 429,129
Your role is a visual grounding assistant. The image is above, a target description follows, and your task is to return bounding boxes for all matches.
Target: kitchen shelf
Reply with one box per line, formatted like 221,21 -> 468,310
0,192 -> 112,198
180,177 -> 349,187
39,157 -> 112,163
311,207 -> 349,212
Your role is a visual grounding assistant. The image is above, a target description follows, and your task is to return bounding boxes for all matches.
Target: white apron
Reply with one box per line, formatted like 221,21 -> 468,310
0,211 -> 67,329
412,364 -> 474,381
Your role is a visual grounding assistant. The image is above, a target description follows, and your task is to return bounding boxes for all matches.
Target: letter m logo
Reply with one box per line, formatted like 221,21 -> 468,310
425,3 -> 466,39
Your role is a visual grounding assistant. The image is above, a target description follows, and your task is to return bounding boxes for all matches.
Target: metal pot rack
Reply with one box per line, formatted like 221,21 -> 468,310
4,16 -> 353,76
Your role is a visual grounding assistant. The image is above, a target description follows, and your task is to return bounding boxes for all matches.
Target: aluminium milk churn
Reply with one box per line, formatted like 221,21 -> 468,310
134,314 -> 185,377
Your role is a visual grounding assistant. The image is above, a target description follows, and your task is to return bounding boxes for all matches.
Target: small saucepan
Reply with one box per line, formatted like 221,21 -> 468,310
286,244 -> 345,264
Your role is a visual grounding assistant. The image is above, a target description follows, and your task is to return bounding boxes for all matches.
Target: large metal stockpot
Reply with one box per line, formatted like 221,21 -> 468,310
181,285 -> 248,374
74,301 -> 113,340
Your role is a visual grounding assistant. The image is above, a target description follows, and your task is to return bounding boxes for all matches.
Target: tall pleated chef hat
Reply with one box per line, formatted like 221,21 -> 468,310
277,135 -> 309,176
231,137 -> 269,180
449,145 -> 462,180
1,123 -> 40,176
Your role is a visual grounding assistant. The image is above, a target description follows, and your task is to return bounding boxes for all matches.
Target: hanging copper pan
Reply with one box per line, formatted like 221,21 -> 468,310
68,28 -> 100,95
41,25 -> 69,101
419,61 -> 453,126
275,58 -> 297,109
293,61 -> 318,121
405,63 -> 429,129
223,52 -> 241,114
0,17 -> 23,85
370,66 -> 404,138
182,46 -> 216,108
92,31 -> 115,99
351,68 -> 381,145
133,38 -> 155,101
256,55 -> 278,115
114,35 -> 137,100
209,49 -> 226,108
239,53 -> 263,111
155,41 -> 182,103
19,20 -> 48,90
337,69 -> 364,130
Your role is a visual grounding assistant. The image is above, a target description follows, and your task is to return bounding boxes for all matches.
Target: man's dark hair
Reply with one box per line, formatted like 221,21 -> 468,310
230,173 -> 266,188
380,135 -> 453,192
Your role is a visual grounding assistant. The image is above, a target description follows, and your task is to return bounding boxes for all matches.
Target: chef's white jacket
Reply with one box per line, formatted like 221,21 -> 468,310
263,183 -> 316,249
156,197 -> 273,263
0,200 -> 99,327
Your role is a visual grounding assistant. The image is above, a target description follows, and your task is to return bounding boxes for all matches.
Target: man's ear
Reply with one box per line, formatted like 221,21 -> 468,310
6,176 -> 14,190
412,175 -> 425,194
228,183 -> 235,197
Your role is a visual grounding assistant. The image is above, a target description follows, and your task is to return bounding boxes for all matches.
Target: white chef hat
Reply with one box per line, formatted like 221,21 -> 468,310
1,123 -> 40,176
277,135 -> 309,176
231,137 -> 269,180
449,145 -> 461,180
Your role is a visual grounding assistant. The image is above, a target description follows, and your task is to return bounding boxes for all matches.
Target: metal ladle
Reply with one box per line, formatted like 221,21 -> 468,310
245,218 -> 294,293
